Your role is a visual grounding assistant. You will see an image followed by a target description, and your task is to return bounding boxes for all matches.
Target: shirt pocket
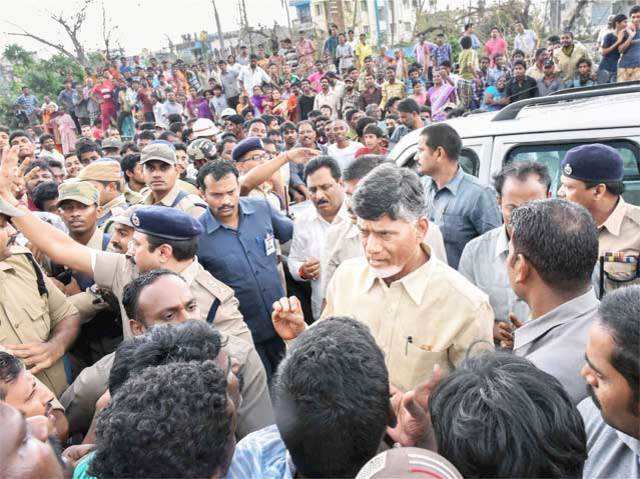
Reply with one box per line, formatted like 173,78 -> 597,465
392,342 -> 450,391
22,302 -> 51,341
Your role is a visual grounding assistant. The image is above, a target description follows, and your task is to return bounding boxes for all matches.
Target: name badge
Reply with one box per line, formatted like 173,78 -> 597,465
264,233 -> 276,256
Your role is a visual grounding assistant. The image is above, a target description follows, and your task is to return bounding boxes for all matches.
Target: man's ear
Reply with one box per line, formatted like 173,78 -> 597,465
130,319 -> 145,337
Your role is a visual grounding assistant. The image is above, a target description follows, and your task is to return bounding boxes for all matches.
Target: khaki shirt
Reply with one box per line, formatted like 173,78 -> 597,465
321,223 -> 449,300
142,182 -> 206,218
597,197 -> 640,294
92,251 -> 251,342
323,245 -> 494,391
553,42 -> 590,82
123,185 -> 143,205
0,248 -> 78,396
60,333 -> 273,439
98,195 -> 127,234
177,178 -> 201,197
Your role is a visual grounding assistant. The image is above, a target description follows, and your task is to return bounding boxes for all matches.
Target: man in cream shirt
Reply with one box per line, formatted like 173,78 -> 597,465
273,163 -> 494,391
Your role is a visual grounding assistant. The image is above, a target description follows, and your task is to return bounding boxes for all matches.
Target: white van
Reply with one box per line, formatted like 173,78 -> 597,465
389,83 -> 640,205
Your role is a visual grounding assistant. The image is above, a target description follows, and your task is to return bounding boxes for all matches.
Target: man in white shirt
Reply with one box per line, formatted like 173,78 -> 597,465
326,120 -> 363,172
514,22 -> 538,58
313,77 -> 340,120
287,156 -> 346,320
239,55 -> 272,96
161,90 -> 184,124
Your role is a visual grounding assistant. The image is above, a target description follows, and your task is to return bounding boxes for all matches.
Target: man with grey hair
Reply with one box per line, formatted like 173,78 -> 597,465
272,163 -> 494,390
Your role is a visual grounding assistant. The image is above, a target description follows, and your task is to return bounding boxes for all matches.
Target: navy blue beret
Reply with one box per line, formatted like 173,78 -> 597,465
232,136 -> 263,163
130,205 -> 203,241
561,144 -> 623,182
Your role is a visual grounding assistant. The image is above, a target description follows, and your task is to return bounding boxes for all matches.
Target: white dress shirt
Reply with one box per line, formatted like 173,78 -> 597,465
239,66 -> 272,94
287,205 -> 347,320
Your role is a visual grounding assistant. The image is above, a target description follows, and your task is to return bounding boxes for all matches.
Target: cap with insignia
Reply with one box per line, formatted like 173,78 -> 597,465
57,181 -> 100,206
232,137 -> 264,163
78,159 -> 123,182
107,205 -> 141,228
101,137 -> 124,150
130,205 -> 203,240
561,144 -> 624,182
140,142 -> 177,165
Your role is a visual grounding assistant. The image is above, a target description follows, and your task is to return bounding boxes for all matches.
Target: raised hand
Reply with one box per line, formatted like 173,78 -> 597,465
271,296 -> 306,340
285,147 -> 321,164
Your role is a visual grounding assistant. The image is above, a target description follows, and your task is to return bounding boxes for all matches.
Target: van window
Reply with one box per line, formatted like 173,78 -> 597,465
506,141 -> 640,206
402,147 -> 479,177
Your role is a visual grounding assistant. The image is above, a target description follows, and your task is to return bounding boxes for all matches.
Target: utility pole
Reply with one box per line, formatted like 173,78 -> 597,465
211,0 -> 225,53
239,0 -> 253,52
282,0 -> 293,37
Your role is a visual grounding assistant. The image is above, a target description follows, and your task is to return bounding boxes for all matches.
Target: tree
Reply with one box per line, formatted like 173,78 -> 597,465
100,0 -> 119,60
6,0 -> 94,66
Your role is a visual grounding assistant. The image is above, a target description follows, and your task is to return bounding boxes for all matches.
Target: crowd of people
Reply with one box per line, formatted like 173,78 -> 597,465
1,9 -> 639,479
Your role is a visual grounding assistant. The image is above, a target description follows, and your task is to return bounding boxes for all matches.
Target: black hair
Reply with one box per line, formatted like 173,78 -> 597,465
90,361 -> 231,479
343,155 -> 388,182
216,138 -> 237,154
173,142 -> 187,153
362,123 -> 384,139
9,130 -> 32,144
630,5 -> 640,15
581,180 -> 625,196
464,22 -> 473,30
304,155 -> 341,181
429,352 -> 586,478
138,130 -> 156,141
119,142 -> 139,156
510,198 -> 598,290
109,319 -> 223,393
0,351 -> 23,400
493,161 -> 551,196
32,181 -> 59,211
0,125 -> 9,135
577,57 -> 592,68
141,122 -> 156,131
272,317 -> 389,478
169,121 -> 184,134
512,59 -> 527,69
39,133 -> 54,144
597,286 -> 640,403
548,34 -> 561,44
197,159 -> 239,189
355,117 -> 377,138
24,160 -> 53,176
420,123 -> 462,160
120,154 -> 141,176
146,235 -> 198,262
534,47 -> 547,59
512,49 -> 526,58
344,109 -> 358,124
75,140 -> 102,157
122,269 -> 185,325
280,121 -> 297,134
158,130 -> 174,141
397,98 -> 421,115
460,36 -> 472,49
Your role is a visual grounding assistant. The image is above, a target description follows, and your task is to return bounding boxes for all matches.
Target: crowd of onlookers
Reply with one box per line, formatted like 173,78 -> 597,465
1,7 -> 639,479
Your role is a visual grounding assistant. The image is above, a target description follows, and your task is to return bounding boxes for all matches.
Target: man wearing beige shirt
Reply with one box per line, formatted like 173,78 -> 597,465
321,155 -> 448,298
273,163 -> 494,391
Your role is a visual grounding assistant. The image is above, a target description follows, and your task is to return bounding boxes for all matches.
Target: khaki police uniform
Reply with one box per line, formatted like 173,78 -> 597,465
123,185 -> 143,205
98,194 -> 128,234
142,182 -> 206,219
60,330 -> 273,439
598,198 -> 640,293
91,250 -> 252,342
0,246 -> 78,397
177,178 -> 201,197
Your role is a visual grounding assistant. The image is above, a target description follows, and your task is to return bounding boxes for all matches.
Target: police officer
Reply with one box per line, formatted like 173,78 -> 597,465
140,142 -> 206,218
101,137 -> 123,159
60,270 -> 274,440
0,200 -> 80,397
77,159 -> 129,232
559,143 -> 640,295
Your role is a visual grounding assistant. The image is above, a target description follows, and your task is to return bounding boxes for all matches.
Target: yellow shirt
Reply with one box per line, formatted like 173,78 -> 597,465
322,245 -> 494,391
355,43 -> 374,66
380,81 -> 406,109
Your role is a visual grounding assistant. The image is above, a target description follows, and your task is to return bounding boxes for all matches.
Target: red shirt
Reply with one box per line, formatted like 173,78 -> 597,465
354,146 -> 387,158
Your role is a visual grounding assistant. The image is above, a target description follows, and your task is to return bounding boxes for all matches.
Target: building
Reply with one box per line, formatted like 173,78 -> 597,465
300,0 -> 419,46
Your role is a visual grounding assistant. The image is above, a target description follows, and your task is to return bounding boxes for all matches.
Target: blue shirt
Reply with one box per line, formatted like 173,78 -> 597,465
619,30 -> 640,68
227,424 -> 293,479
197,197 -> 293,344
423,168 -> 502,269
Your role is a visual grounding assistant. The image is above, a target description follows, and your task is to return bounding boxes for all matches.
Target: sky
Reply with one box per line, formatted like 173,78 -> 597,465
0,0 -> 289,57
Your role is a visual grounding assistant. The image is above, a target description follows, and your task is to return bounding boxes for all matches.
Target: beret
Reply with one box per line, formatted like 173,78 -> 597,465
561,144 -> 624,182
78,159 -> 123,182
130,206 -> 203,241
232,137 -> 264,163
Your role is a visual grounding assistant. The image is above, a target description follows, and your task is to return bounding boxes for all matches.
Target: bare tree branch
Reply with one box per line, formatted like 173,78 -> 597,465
6,27 -> 78,62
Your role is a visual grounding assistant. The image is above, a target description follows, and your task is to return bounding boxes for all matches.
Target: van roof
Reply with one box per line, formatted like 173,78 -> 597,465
392,90 -> 640,155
